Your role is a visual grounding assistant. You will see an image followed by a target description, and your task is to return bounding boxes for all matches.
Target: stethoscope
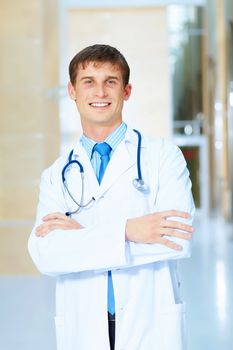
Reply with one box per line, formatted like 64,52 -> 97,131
62,129 -> 149,216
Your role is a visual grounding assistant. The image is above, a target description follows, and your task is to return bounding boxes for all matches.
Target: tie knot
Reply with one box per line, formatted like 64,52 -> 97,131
93,142 -> 112,157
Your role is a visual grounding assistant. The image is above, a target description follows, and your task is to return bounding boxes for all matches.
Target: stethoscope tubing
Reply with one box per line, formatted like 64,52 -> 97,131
62,154 -> 84,182
62,129 -> 149,216
133,129 -> 142,181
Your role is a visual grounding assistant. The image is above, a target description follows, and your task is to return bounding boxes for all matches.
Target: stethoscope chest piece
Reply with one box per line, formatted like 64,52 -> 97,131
133,178 -> 150,194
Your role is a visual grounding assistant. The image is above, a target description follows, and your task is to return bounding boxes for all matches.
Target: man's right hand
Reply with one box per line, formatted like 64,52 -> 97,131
125,210 -> 194,251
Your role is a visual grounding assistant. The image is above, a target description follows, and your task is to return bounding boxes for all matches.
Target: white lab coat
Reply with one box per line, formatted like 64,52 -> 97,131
28,128 -> 195,350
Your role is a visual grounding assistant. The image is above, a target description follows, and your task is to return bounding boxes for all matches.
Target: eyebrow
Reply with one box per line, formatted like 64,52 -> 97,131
79,75 -> 120,81
105,76 -> 120,80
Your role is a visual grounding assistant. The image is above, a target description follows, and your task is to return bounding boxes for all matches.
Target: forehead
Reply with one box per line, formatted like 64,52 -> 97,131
77,61 -> 122,77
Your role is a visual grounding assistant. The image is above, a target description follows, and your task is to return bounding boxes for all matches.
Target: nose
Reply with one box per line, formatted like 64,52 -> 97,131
94,83 -> 108,98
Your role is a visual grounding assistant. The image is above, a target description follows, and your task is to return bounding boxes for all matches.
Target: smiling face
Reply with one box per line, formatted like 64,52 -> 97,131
68,61 -> 132,139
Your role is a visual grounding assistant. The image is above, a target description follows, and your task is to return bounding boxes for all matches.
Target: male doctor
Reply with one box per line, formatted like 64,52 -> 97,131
28,44 -> 195,350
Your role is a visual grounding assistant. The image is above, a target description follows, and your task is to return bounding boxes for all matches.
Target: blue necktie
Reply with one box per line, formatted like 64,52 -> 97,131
93,142 -> 115,315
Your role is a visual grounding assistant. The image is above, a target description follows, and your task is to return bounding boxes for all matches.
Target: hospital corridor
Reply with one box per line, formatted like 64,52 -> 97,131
1,0 -> 233,349
1,215 -> 233,349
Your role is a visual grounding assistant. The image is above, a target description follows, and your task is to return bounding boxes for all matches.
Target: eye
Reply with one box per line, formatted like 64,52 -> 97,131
107,79 -> 116,86
83,79 -> 92,85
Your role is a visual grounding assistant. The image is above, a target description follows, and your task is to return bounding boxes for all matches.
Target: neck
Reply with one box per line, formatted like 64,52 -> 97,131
82,121 -> 122,142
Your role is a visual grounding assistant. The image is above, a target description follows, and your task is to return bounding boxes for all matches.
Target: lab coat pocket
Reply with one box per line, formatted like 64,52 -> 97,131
54,316 -> 65,350
159,302 -> 186,350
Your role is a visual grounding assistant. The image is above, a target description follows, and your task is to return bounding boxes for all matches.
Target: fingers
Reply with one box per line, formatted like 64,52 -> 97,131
36,225 -> 51,237
157,237 -> 183,251
148,210 -> 194,249
157,210 -> 191,220
35,212 -> 83,237
161,219 -> 194,233
161,228 -> 193,240
36,213 -> 69,236
36,220 -> 70,237
42,212 -> 68,221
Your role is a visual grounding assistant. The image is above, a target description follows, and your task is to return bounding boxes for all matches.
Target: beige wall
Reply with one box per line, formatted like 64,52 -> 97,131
0,4 -> 171,275
63,7 -> 171,147
0,0 -> 60,274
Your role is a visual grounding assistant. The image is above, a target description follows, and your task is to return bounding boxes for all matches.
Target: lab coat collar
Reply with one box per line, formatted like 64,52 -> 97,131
124,126 -> 146,148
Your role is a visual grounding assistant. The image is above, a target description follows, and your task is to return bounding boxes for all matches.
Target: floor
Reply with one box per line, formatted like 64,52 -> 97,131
0,214 -> 232,350
180,214 -> 233,350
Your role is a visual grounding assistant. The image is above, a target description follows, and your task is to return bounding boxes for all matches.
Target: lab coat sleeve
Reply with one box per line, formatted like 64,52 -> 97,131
28,165 -> 128,277
126,140 -> 195,267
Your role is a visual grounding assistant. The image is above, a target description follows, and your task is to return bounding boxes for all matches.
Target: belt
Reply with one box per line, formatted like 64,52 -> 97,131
108,312 -> 115,321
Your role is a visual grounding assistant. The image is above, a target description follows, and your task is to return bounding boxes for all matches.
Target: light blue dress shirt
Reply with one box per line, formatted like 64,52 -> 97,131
81,122 -> 127,174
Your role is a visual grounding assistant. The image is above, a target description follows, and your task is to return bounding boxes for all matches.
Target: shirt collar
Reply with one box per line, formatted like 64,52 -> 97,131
80,135 -> 95,159
80,122 -> 127,159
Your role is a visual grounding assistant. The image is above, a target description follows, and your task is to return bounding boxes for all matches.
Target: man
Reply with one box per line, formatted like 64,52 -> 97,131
28,44 -> 195,350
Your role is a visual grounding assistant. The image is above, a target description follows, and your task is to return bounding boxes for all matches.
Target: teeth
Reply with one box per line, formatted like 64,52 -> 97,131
90,102 -> 109,107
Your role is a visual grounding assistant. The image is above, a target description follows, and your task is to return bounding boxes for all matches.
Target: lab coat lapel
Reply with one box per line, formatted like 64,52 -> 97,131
72,142 -> 100,198
71,128 -> 141,199
99,134 -> 136,196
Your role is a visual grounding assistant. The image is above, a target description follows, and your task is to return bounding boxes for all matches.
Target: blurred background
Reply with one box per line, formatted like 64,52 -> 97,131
0,0 -> 233,349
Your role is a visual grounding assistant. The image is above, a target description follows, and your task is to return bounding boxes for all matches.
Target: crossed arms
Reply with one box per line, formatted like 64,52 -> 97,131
28,141 -> 195,275
36,210 -> 194,251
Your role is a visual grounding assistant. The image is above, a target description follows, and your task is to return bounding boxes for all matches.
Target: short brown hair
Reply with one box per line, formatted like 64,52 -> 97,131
69,44 -> 130,86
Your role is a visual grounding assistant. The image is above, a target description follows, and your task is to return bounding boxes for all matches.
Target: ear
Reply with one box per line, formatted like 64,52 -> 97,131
68,81 -> 77,101
123,83 -> 132,101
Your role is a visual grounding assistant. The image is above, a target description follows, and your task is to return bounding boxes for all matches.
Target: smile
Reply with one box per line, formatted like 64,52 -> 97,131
89,102 -> 111,107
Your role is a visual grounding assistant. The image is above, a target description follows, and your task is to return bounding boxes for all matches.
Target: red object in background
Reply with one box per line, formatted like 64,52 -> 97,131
182,149 -> 197,160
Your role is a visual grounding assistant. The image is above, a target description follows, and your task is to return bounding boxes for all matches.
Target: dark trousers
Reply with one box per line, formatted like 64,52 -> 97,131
108,320 -> 115,350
